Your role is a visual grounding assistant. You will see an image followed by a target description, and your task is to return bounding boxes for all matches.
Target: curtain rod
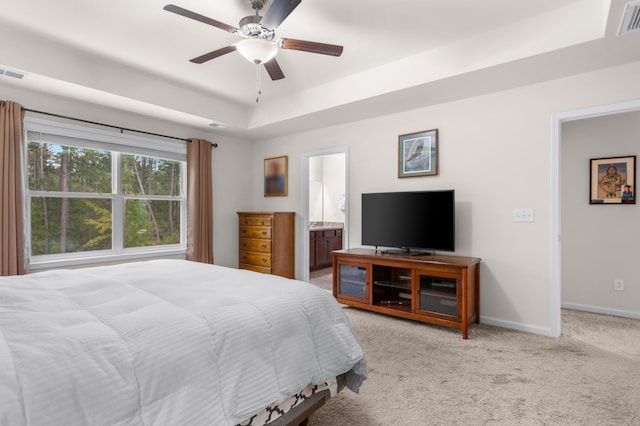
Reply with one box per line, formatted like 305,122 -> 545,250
22,107 -> 218,147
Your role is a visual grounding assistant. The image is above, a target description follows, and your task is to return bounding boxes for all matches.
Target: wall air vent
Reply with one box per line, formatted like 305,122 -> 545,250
0,67 -> 26,80
618,0 -> 640,36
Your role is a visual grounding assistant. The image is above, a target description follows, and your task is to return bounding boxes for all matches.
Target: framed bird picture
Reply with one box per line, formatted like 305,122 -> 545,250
398,129 -> 438,178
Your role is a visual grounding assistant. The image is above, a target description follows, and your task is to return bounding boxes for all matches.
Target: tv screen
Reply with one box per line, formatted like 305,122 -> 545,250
361,190 -> 455,253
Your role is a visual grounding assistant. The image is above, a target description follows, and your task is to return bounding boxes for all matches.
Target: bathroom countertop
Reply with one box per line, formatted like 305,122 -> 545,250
308,222 -> 344,231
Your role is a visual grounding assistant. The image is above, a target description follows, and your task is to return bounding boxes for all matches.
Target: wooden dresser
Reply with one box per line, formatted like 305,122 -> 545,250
237,212 -> 295,278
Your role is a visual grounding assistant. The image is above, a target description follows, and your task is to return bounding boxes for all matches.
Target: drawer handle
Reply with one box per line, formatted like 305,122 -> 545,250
242,229 -> 248,234
260,220 -> 265,225
262,258 -> 267,263
261,244 -> 267,249
242,242 -> 247,247
261,231 -> 267,236
241,255 -> 248,261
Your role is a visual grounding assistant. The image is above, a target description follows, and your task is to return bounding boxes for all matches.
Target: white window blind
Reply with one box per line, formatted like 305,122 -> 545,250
25,117 -> 186,161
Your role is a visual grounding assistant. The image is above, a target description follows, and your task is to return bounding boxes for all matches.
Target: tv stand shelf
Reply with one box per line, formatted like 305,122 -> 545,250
332,248 -> 480,339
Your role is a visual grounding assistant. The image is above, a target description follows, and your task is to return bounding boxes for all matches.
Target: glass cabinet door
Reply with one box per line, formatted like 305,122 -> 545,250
416,272 -> 460,318
337,263 -> 369,301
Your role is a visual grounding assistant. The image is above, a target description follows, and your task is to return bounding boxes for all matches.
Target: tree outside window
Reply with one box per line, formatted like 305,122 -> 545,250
27,141 -> 184,258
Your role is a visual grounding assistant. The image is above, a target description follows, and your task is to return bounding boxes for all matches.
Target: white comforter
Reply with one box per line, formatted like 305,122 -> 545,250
0,259 -> 367,426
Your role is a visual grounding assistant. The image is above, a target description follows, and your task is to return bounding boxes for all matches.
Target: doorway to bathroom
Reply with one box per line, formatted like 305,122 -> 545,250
300,148 -> 348,288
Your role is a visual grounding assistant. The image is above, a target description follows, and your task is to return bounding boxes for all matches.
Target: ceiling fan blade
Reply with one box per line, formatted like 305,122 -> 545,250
264,58 -> 285,80
260,0 -> 301,29
280,38 -> 344,56
164,4 -> 238,33
190,45 -> 237,64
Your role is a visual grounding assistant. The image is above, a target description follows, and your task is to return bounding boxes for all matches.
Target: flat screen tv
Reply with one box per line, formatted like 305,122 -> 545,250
361,190 -> 455,254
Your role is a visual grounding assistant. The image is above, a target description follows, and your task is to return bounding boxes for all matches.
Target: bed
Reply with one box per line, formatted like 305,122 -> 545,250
0,259 -> 367,425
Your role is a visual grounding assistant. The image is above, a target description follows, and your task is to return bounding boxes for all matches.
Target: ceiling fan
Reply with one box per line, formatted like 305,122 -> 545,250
163,0 -> 344,82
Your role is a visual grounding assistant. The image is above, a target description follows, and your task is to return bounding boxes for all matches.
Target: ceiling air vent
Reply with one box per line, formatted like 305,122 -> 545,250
618,0 -> 640,36
0,67 -> 26,80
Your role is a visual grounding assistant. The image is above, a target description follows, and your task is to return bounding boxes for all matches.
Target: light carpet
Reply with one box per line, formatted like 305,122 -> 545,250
309,308 -> 640,425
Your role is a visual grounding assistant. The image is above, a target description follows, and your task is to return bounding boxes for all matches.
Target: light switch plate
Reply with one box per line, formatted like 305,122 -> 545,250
513,209 -> 535,222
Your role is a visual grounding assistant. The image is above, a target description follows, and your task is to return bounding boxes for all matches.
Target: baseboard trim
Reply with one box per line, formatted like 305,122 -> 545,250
479,316 -> 556,337
481,306 -> 640,337
561,302 -> 640,320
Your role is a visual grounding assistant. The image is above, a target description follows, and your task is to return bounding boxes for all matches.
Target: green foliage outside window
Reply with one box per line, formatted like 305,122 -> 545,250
28,142 -> 112,193
121,154 -> 181,196
124,199 -> 181,248
30,198 -> 112,256
28,141 -> 183,256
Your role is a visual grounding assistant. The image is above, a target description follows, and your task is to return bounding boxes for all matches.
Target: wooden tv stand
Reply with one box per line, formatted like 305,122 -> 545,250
332,248 -> 480,339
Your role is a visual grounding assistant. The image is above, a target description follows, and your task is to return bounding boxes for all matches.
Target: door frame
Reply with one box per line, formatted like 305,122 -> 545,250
300,147 -> 349,282
550,98 -> 640,337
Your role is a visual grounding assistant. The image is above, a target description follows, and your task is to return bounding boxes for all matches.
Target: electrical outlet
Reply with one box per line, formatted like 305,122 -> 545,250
614,279 -> 624,291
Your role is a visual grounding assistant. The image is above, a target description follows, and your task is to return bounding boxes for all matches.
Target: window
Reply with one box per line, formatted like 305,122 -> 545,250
25,117 -> 186,268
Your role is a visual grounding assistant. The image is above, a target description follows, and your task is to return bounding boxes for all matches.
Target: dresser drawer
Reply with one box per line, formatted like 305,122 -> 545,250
240,226 -> 272,239
239,216 -> 273,226
240,238 -> 271,253
239,251 -> 272,267
239,263 -> 271,274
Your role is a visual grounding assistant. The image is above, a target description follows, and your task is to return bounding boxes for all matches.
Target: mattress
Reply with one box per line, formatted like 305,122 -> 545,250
0,259 -> 367,425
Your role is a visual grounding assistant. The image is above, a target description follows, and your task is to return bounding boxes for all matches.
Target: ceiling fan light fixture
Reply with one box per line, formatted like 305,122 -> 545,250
236,38 -> 278,64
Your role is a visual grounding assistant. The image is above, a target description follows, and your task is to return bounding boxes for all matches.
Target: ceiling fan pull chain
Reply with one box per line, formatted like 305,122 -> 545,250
256,64 -> 262,103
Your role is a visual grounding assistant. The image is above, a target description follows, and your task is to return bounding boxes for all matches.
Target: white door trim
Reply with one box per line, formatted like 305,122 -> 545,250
550,98 -> 640,337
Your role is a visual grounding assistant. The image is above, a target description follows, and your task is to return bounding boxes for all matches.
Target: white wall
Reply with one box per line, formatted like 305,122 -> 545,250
321,153 -> 346,223
308,153 -> 346,223
561,111 -> 640,317
2,83 -> 254,269
308,157 -> 323,222
251,60 -> 640,334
